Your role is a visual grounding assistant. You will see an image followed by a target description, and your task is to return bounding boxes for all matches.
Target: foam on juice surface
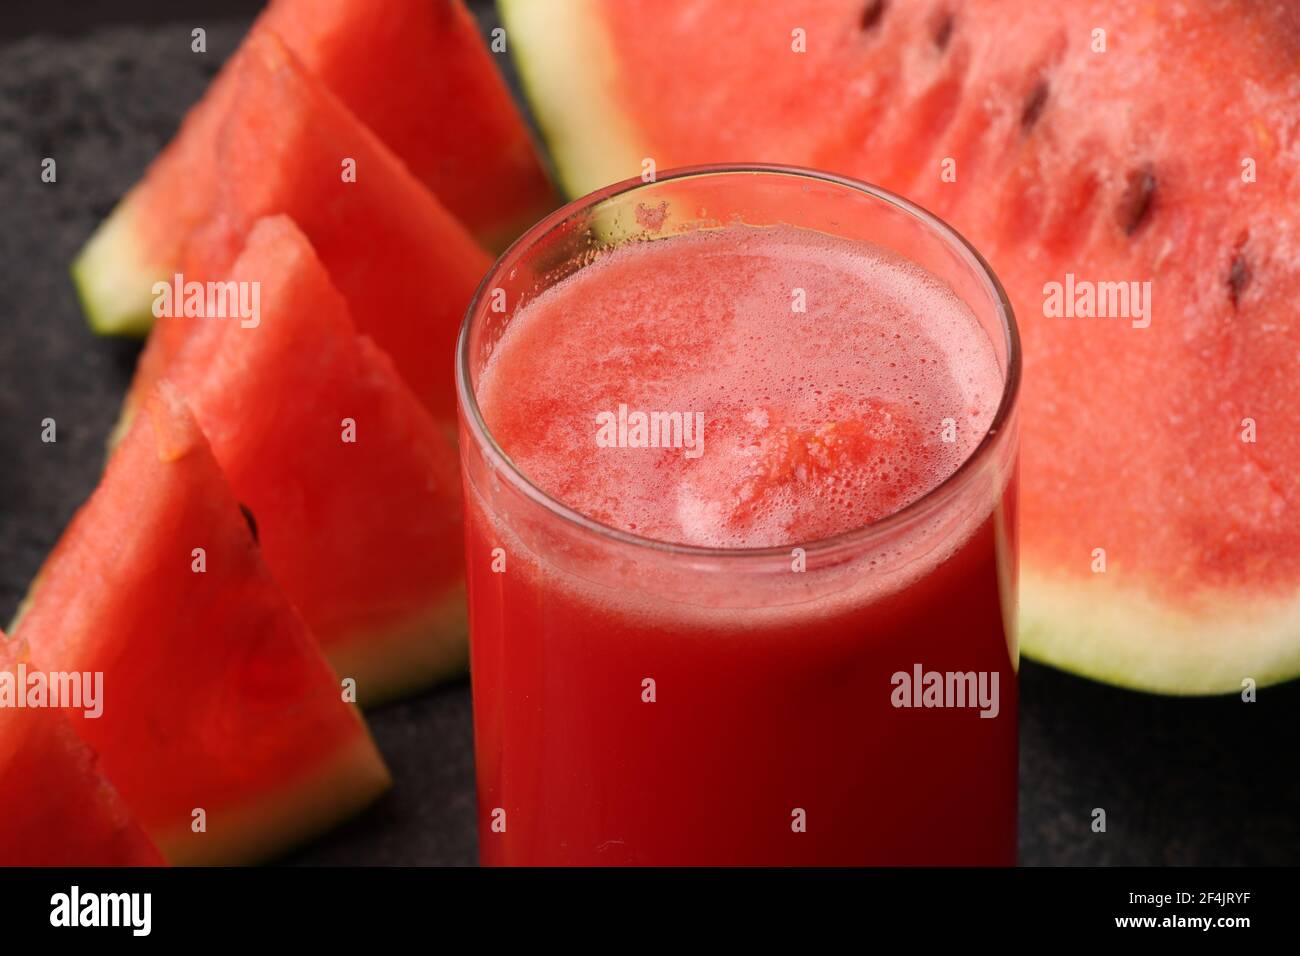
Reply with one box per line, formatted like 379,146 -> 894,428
478,224 -> 1003,550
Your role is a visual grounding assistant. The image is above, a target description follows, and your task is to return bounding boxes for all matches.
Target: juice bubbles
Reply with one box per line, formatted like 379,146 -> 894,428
459,169 -> 1019,865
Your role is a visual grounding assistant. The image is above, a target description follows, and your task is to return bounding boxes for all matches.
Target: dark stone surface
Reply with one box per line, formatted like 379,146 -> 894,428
1,3 -> 1296,867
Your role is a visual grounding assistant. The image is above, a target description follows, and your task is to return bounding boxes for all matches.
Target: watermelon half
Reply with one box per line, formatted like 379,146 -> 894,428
117,31 -> 491,436
74,0 -> 549,336
504,0 -> 1300,693
0,631 -> 164,866
13,386 -> 391,865
166,216 -> 467,705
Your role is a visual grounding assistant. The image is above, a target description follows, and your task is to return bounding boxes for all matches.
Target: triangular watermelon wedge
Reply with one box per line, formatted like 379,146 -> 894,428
74,0 -> 548,336
13,386 -> 391,865
0,631 -> 164,866
259,0 -> 555,250
117,32 -> 490,435
167,216 -> 467,704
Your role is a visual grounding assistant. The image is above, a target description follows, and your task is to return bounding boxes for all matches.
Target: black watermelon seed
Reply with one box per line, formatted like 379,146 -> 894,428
239,503 -> 259,544
1228,251 -> 1251,308
933,12 -> 954,50
1117,165 -> 1157,236
1021,80 -> 1049,130
860,0 -> 887,31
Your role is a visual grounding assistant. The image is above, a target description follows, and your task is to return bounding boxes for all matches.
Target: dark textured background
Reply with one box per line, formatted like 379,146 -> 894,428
0,1 -> 1296,867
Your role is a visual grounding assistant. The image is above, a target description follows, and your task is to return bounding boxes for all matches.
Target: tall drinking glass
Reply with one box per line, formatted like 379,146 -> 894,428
456,165 -> 1020,865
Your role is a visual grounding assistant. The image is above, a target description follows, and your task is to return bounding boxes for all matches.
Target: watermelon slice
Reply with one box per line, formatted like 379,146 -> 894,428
259,0 -> 555,250
74,0 -> 548,336
12,386 -> 391,865
117,31 -> 491,435
0,631 -> 164,866
166,216 -> 466,704
505,0 -> 1300,693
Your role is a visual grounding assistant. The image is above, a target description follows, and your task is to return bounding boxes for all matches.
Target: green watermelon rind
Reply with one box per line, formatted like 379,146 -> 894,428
70,197 -> 157,338
1022,570 -> 1300,695
160,732 -> 391,866
498,0 -> 639,200
328,586 -> 469,709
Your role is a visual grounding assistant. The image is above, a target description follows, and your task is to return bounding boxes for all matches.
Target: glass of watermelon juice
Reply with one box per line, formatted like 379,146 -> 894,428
456,165 -> 1021,866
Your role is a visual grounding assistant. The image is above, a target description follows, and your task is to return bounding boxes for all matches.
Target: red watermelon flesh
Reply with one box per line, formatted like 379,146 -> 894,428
0,632 -> 164,866
73,0 -> 547,336
13,386 -> 391,865
120,32 -> 490,436
260,0 -> 555,250
506,0 -> 1300,693
166,216 -> 466,705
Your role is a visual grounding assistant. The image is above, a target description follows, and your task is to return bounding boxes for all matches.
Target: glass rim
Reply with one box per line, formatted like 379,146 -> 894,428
455,162 -> 1021,561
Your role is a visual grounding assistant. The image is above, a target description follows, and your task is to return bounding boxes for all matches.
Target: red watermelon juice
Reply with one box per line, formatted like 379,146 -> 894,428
457,166 -> 1020,865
